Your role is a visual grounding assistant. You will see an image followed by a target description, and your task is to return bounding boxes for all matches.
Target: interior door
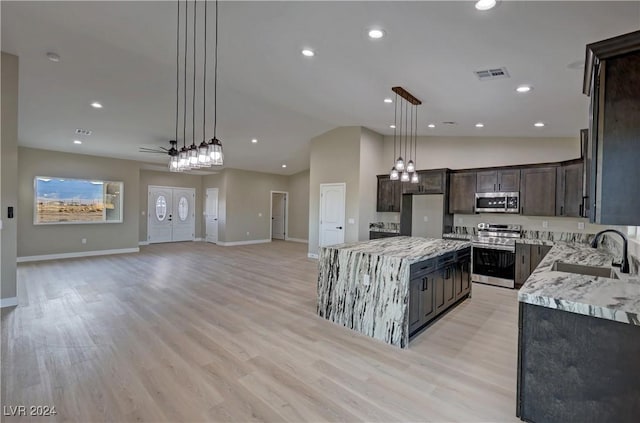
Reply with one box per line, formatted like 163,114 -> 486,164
172,188 -> 195,242
205,188 -> 218,243
148,186 -> 173,243
319,183 -> 345,247
272,193 -> 286,240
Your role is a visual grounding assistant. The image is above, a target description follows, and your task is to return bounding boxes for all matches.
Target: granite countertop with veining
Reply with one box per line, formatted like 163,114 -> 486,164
442,232 -> 554,245
518,242 -> 640,325
325,236 -> 471,265
442,233 -> 474,240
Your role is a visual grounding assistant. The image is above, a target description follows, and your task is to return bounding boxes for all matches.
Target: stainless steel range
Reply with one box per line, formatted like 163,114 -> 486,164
471,223 -> 521,288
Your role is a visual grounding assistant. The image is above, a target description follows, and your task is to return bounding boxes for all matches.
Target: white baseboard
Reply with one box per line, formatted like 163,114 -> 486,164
287,238 -> 308,243
307,253 -> 319,259
194,237 -> 204,242
138,241 -> 150,246
0,297 -> 18,308
217,239 -> 271,247
17,247 -> 140,263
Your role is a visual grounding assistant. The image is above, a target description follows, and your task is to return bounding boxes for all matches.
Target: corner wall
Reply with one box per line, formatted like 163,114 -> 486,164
309,127 -> 361,255
359,128 -> 385,241
287,169 -> 310,241
1,52 -> 19,304
17,148 -> 140,257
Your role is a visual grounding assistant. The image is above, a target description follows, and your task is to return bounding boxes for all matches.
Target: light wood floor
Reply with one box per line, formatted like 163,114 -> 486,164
2,241 -> 520,422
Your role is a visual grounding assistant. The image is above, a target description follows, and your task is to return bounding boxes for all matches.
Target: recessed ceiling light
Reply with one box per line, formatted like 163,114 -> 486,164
46,52 -> 60,62
475,123 -> 485,128
90,102 -> 103,109
251,138 -> 258,143
516,85 -> 532,93
534,122 -> 545,127
384,98 -> 393,103
281,164 -> 287,168
428,124 -> 436,128
368,29 -> 385,39
389,124 -> 396,129
475,0 -> 497,11
73,140 -> 82,145
301,49 -> 315,57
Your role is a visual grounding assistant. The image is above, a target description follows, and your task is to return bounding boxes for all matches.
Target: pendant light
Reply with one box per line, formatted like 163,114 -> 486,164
207,0 -> 224,165
389,86 -> 421,182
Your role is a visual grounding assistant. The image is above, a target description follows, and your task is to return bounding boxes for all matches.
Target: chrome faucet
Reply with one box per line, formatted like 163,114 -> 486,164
590,229 -> 629,274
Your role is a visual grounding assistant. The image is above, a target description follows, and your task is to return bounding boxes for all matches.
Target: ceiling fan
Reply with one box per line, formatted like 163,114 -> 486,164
139,140 -> 177,155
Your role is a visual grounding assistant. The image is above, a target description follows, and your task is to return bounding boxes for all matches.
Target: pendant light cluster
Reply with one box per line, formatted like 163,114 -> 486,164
169,0 -> 224,172
389,86 -> 421,183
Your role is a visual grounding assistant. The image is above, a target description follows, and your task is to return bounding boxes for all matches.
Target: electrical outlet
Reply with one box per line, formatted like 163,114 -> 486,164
81,238 -> 87,244
542,221 -> 549,228
246,231 -> 250,236
458,217 -> 464,225
142,211 -> 145,216
258,213 -> 262,217
348,218 -> 355,224
578,222 -> 585,230
423,216 -> 429,222
363,275 -> 370,286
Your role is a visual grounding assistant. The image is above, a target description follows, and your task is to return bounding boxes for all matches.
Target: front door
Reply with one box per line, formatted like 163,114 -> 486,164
271,192 -> 286,240
205,188 -> 219,243
319,183 -> 346,247
147,186 -> 195,243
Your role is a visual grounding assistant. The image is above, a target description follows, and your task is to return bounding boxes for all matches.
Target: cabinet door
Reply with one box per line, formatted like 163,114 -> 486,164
498,169 -> 520,192
530,244 -> 552,271
521,167 -> 557,216
419,170 -> 445,194
515,243 -> 532,287
421,276 -> 436,324
556,163 -> 584,217
476,170 -> 498,192
449,172 -> 476,214
455,259 -> 472,300
409,278 -> 423,334
377,176 -> 401,212
433,271 -> 446,315
443,266 -> 456,308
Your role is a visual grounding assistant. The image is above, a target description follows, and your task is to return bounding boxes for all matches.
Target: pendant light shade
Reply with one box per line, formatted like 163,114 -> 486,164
209,137 -> 223,165
406,160 -> 415,173
401,170 -> 410,182
390,167 -> 399,181
410,171 -> 419,184
395,157 -> 405,172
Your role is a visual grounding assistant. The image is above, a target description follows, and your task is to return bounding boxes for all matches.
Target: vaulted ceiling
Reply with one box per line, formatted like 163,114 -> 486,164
2,1 -> 639,174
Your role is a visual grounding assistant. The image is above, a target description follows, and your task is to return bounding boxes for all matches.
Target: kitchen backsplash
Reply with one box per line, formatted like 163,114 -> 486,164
369,222 -> 400,233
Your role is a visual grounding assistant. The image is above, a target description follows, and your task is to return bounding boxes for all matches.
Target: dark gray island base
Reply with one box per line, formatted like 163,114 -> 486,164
317,237 -> 471,348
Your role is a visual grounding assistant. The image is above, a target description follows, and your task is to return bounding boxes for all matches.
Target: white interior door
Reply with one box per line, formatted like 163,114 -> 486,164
319,183 -> 346,247
148,186 -> 195,244
172,188 -> 195,242
148,186 -> 173,243
205,188 -> 219,243
272,193 -> 286,240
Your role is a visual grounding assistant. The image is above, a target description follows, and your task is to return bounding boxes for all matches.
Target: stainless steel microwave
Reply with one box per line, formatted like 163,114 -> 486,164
475,192 -> 520,213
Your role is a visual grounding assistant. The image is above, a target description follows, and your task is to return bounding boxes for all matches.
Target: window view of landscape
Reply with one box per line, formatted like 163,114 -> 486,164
35,177 -> 123,224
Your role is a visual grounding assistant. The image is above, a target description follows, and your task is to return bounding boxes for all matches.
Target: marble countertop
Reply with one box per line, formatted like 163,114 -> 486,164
518,242 -> 640,325
325,236 -> 471,265
442,233 -> 555,246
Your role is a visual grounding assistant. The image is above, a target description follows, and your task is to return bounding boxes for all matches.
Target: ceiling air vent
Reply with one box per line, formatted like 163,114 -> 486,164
474,67 -> 510,81
75,128 -> 92,136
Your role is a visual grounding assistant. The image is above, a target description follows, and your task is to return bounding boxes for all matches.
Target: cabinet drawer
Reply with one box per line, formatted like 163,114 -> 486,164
410,259 -> 436,278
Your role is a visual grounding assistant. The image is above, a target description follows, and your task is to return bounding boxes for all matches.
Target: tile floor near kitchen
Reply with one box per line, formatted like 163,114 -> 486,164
1,241 -> 519,422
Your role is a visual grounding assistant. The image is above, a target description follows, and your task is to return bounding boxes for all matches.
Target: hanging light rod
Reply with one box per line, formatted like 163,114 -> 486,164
391,86 -> 422,105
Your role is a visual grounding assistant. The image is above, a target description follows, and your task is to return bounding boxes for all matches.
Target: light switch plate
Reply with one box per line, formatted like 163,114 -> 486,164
542,221 -> 549,228
258,213 -> 262,217
578,222 -> 585,230
423,216 -> 429,222
348,218 -> 355,224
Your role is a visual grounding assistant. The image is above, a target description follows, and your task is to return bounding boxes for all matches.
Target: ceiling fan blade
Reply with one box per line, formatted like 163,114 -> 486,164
138,148 -> 168,153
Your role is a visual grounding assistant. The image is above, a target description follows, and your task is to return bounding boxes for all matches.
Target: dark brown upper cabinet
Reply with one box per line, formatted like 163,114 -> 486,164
403,170 -> 446,195
584,30 -> 640,225
520,167 -> 557,216
376,175 -> 401,212
449,172 -> 476,214
556,162 -> 584,217
476,169 -> 520,193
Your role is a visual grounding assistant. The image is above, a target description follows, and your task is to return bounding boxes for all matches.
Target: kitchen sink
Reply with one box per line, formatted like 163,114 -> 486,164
551,261 -> 619,279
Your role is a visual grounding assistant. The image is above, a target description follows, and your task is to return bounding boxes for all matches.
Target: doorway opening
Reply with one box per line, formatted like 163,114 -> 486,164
270,191 -> 288,241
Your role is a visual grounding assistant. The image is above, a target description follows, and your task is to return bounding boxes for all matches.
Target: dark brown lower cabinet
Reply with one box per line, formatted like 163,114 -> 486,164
409,249 -> 471,338
515,243 -> 553,287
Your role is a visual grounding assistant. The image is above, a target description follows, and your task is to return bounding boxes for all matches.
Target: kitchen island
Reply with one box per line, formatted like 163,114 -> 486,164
317,236 -> 472,348
517,242 -> 640,423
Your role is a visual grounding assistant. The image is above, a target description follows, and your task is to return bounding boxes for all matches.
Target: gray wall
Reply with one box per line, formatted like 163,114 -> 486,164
359,128 -> 385,241
1,52 -> 19,301
309,126 -> 361,255
17,148 -> 140,257
202,172 -> 226,241
139,170 -> 204,242
287,170 -> 310,241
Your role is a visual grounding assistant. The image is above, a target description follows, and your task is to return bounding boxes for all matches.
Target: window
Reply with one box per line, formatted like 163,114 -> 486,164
155,195 -> 167,221
34,177 -> 123,224
178,196 -> 189,221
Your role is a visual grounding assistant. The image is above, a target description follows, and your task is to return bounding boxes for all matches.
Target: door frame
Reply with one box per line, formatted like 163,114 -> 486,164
319,182 -> 346,247
269,191 -> 289,241
205,187 -> 219,244
147,185 -> 196,244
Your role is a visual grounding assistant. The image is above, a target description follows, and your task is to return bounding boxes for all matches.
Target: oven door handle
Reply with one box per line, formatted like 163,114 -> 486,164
472,244 -> 516,253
